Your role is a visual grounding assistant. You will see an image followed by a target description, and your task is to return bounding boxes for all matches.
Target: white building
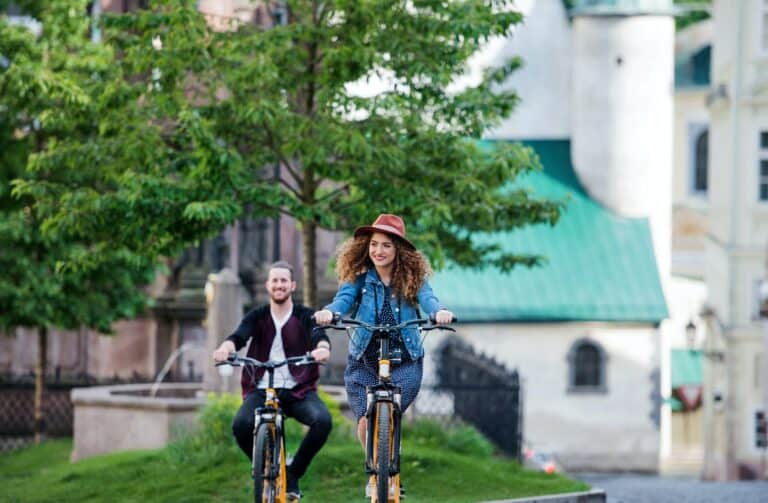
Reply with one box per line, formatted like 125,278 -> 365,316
430,0 -> 679,472
698,0 -> 768,481
431,0 -> 768,478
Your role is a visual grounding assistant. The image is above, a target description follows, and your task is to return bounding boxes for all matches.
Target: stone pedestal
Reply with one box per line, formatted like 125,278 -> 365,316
203,268 -> 244,395
70,383 -> 205,461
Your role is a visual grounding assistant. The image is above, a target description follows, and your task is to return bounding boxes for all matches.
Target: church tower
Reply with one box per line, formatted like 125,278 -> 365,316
570,0 -> 676,287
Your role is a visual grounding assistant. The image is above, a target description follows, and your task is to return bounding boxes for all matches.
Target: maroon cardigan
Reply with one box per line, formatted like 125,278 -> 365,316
225,304 -> 330,399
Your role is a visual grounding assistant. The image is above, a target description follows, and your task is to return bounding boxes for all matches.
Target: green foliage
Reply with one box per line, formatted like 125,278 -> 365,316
168,389 -> 355,465
0,0 -> 46,18
166,392 -> 243,465
195,392 -> 242,444
675,0 -> 710,31
1,436 -> 588,503
318,389 -> 356,441
18,0 -> 564,308
403,418 -> 495,457
0,3 -> 156,333
0,3 -> 158,441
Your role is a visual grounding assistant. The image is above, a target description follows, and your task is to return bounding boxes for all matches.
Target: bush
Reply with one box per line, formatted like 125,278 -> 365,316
318,389 -> 355,441
166,392 -> 242,465
403,419 -> 494,458
445,425 -> 494,457
168,389 -> 355,465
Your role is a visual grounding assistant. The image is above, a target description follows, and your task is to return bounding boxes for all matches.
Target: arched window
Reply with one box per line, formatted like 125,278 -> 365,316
760,131 -> 768,201
687,124 -> 709,195
567,339 -> 607,393
693,129 -> 708,193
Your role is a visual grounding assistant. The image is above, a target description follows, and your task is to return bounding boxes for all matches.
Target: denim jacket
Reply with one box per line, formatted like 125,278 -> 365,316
324,269 -> 444,361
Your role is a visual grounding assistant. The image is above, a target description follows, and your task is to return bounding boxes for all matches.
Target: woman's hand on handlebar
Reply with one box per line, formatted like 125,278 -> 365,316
435,309 -> 454,325
313,309 -> 333,325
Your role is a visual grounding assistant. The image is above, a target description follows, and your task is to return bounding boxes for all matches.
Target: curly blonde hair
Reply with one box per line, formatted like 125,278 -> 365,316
335,234 -> 432,305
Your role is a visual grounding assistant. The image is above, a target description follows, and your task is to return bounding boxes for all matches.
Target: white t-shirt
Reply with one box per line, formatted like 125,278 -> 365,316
257,310 -> 298,390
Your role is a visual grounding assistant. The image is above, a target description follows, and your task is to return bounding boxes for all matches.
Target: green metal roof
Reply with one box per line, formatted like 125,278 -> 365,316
571,0 -> 675,15
431,139 -> 668,323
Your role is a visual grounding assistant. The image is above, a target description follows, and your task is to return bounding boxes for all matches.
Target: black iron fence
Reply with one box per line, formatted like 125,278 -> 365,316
319,336 -> 524,460
0,377 -> 77,453
0,372 -> 183,453
435,337 -> 523,460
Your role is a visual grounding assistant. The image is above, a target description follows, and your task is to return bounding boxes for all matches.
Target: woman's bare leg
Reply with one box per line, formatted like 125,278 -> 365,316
357,417 -> 367,450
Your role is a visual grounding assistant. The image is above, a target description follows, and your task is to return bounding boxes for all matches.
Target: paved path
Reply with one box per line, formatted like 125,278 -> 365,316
576,473 -> 768,503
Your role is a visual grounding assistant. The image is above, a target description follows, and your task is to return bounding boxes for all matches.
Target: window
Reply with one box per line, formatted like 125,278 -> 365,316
272,5 -> 288,25
574,344 -> 600,385
754,407 -> 767,451
122,0 -> 151,12
567,338 -> 607,393
760,131 -> 768,201
690,126 -> 708,195
753,279 -> 768,320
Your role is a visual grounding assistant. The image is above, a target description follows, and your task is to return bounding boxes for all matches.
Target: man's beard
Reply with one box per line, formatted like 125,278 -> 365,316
271,290 -> 291,304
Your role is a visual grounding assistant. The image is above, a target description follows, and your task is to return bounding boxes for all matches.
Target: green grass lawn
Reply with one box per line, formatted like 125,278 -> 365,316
0,395 -> 588,502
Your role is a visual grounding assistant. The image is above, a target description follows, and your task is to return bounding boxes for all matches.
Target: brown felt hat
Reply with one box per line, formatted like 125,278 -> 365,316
353,214 -> 416,250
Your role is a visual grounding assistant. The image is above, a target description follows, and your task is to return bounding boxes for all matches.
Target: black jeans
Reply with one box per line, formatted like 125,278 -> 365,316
232,389 -> 332,479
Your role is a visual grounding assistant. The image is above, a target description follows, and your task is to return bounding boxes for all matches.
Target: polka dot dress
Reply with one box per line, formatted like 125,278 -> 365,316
345,287 -> 423,420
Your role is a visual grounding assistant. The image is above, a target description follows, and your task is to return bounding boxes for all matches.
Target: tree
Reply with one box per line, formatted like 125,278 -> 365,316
24,0 -> 563,308
0,1 -> 155,442
674,0 -> 710,31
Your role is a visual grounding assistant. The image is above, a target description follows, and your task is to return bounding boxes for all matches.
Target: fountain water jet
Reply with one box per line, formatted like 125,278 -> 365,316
150,343 -> 204,397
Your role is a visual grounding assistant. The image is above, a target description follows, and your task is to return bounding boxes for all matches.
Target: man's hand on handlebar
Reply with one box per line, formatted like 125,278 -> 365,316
213,341 -> 236,363
311,345 -> 330,363
313,309 -> 333,325
311,339 -> 331,363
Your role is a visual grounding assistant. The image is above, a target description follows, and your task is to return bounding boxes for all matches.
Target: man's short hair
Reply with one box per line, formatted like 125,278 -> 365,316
270,260 -> 294,280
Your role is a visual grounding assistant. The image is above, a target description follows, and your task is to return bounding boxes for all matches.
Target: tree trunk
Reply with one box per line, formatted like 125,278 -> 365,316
34,326 -> 47,444
302,219 -> 317,308
300,161 -> 318,308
